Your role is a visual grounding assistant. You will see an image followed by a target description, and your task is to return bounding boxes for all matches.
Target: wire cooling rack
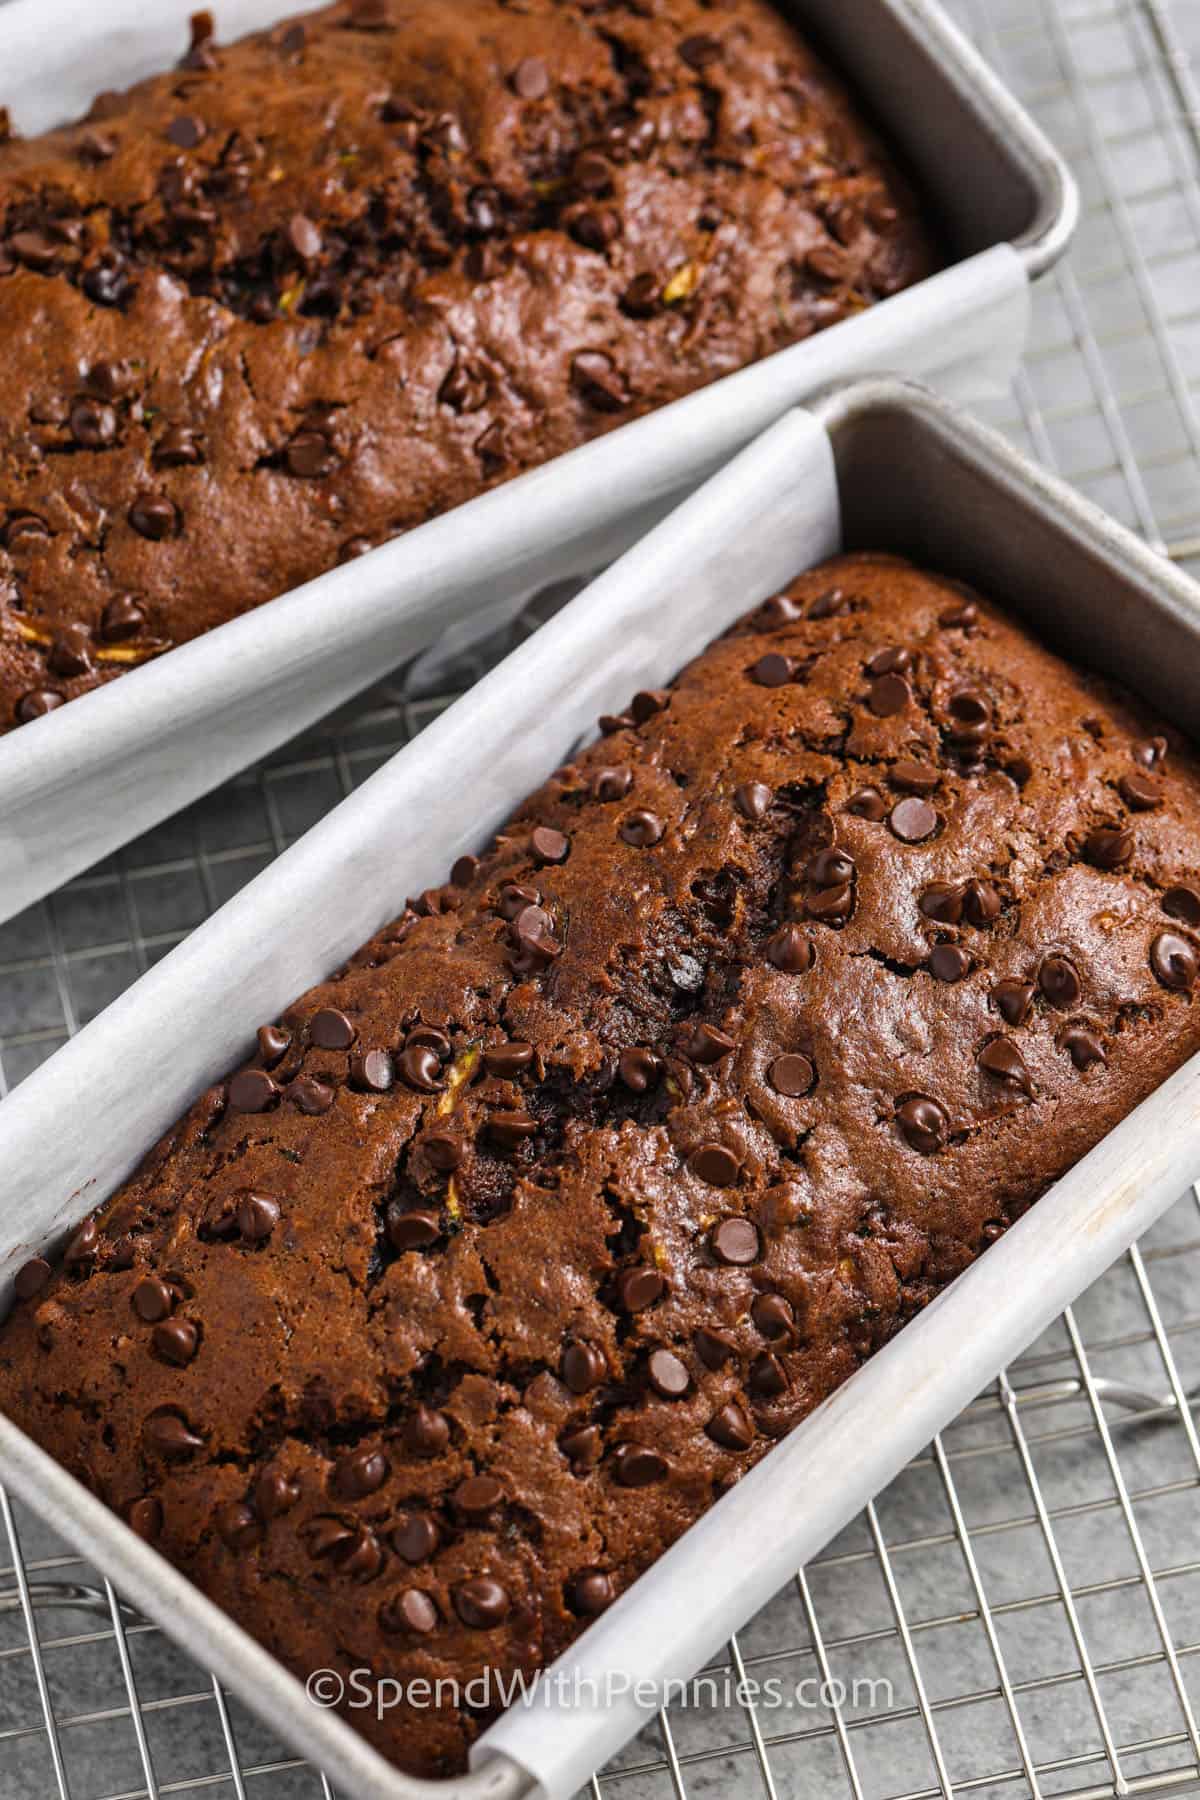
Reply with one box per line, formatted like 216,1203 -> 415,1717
5,1 -> 1200,1796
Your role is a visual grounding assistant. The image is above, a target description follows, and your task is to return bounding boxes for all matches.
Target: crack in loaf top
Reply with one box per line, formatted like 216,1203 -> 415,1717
3,556 -> 1200,1776
0,0 -> 935,729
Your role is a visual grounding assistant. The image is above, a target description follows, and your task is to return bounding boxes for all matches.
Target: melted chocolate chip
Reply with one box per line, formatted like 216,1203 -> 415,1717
749,1352 -> 788,1397
1062,1025 -> 1106,1071
618,1047 -> 661,1093
13,1259 -> 52,1301
962,880 -> 1001,927
287,1075 -> 335,1115
978,1037 -> 1033,1095
255,1467 -> 300,1518
423,1129 -> 463,1171
454,1577 -> 511,1627
152,1318 -> 198,1365
511,56 -> 549,98
405,1406 -> 450,1457
613,1444 -> 669,1487
387,1206 -> 443,1252
1151,931 -> 1199,992
706,1403 -> 755,1451
1039,956 -> 1081,1010
350,1049 -> 394,1092
334,1448 -> 389,1499
993,979 -> 1035,1027
750,653 -> 796,688
929,944 -> 970,984
1163,886 -> 1200,928
484,1042 -> 534,1078
619,810 -> 664,848
144,1411 -> 204,1459
562,1341 -> 606,1394
127,1497 -> 163,1542
896,1094 -> 948,1154
568,1569 -> 617,1615
1120,771 -> 1163,811
129,493 -> 179,540
132,1276 -> 174,1322
846,788 -> 888,822
488,1109 -> 538,1151
381,1589 -> 438,1635
453,1474 -> 505,1522
1085,827 -> 1134,870
590,766 -> 633,802
98,595 -> 146,642
867,673 -> 911,717
398,1045 -> 444,1092
531,825 -> 570,864
681,1022 -> 737,1064
735,781 -> 773,822
393,1511 -> 438,1563
766,927 -> 815,973
216,1501 -> 260,1550
752,1293 -> 795,1340
694,1326 -> 737,1369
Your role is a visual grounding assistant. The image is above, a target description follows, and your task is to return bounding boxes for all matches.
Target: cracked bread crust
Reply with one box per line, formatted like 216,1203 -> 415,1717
0,0 -> 935,729
5,553 -> 1200,1776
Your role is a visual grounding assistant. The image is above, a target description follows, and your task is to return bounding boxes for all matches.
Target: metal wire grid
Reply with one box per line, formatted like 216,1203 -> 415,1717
4,0 -> 1200,1795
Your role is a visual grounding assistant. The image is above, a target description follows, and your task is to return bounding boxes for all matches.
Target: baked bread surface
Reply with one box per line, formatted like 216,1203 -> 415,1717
3,554 -> 1200,1775
0,0 -> 934,728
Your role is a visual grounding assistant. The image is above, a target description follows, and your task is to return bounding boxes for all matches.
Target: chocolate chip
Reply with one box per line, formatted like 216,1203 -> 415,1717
99,595 -> 146,642
449,854 -> 480,889
129,493 -> 179,540
393,1511 -> 438,1563
129,1276 -> 171,1322
482,1042 -> 533,1079
48,626 -> 93,678
1120,771 -> 1163,811
350,1049 -> 394,1092
387,1206 -> 442,1251
617,1047 -> 661,1094
806,882 -> 854,923
144,1411 -> 204,1459
749,1351 -> 788,1397
993,979 -> 1034,1027
929,944 -> 970,984
681,1022 -> 736,1064
1151,930 -> 1199,992
127,1497 -> 163,1542
1084,827 -> 1135,870
891,760 -> 939,795
896,1094 -> 948,1154
1062,1025 -> 1106,1071
287,1076 -> 335,1114
647,1348 -> 689,1399
327,1448 -> 388,1504
153,1318 -> 198,1365
69,398 -> 116,449
216,1502 -> 260,1550
1163,886 -> 1200,928
978,1037 -> 1033,1095
423,1129 -> 463,1172
14,689 -> 65,725
500,882 -> 540,921
750,652 -> 796,688
613,1443 -> 669,1487
338,1524 -> 386,1581
454,1577 -> 511,1628
405,1405 -> 450,1457
679,32 -> 722,67
736,781 -> 773,822
452,1474 -> 506,1525
710,1216 -> 758,1263
407,1026 -> 452,1057
621,271 -> 660,317
867,647 -> 912,677
285,430 -> 336,478
64,1218 -> 100,1266
616,1266 -> 665,1312
846,788 -> 888,822
398,1045 -> 444,1093
560,1424 -> 603,1470
489,1109 -> 537,1151
381,1589 -> 438,1635
752,1293 -> 795,1340
255,1467 -> 299,1518
694,1327 -> 737,1369
511,56 -> 549,98
11,229 -> 59,270
302,1516 -> 356,1561
14,1258 -> 52,1301
530,826 -> 569,865
1039,956 -> 1081,1010
568,1569 -> 616,1615
511,903 -> 562,966
153,425 -> 203,468
586,766 -> 631,806
890,797 -> 939,844
236,1193 -> 279,1241
867,673 -> 911,717
619,810 -> 664,847
963,880 -> 1001,927
166,114 -> 206,148
939,600 -> 978,629
562,1341 -> 606,1394
766,927 -> 815,974
706,1402 -> 754,1451
769,1054 -> 814,1097
571,350 -> 629,412
807,847 -> 855,889
310,1007 -> 356,1050
631,689 -> 671,723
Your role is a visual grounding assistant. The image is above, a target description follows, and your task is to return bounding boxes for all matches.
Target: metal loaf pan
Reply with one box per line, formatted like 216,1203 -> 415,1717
0,0 -> 1076,922
2,379 -> 1200,1799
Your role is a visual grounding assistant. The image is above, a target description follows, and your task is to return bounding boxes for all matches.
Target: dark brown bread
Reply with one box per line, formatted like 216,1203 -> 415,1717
4,555 -> 1200,1775
0,0 -> 934,730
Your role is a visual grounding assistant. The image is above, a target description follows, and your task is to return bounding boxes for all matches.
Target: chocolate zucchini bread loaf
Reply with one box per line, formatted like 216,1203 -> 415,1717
0,0 -> 934,731
6,553 -> 1200,1776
